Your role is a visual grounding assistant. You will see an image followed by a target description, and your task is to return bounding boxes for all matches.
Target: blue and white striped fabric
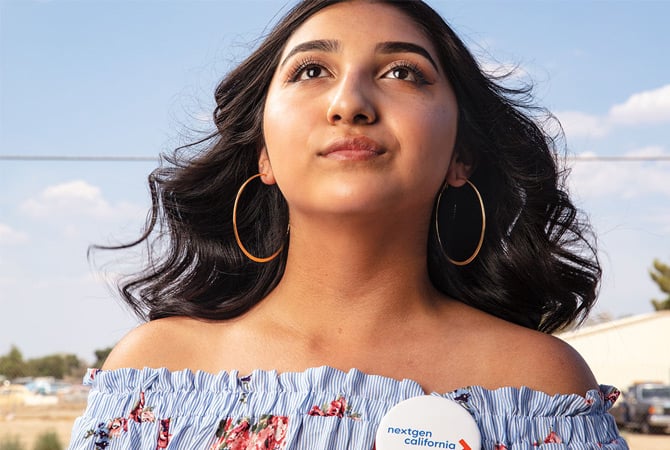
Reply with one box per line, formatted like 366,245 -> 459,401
67,366 -> 628,449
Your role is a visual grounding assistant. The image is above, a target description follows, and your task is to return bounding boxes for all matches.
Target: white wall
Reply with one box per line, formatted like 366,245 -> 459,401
559,311 -> 670,390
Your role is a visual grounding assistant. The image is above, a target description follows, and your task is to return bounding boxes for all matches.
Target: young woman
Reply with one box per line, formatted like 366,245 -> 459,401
68,1 -> 628,448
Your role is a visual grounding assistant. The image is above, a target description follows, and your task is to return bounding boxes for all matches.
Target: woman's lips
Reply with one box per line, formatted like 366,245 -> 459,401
319,136 -> 385,161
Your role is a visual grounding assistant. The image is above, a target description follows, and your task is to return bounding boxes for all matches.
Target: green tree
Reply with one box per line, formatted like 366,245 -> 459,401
650,259 -> 670,311
0,345 -> 27,379
93,346 -> 114,368
26,355 -> 70,379
62,353 -> 83,375
0,435 -> 25,450
0,347 -> 84,379
32,431 -> 62,450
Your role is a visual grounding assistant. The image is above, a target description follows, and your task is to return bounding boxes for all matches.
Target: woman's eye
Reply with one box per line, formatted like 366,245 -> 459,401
383,63 -> 427,84
389,67 -> 414,81
291,64 -> 328,82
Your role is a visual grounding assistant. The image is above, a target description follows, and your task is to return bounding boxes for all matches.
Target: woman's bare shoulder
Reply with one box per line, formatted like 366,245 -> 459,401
102,316 -> 223,371
448,302 -> 598,396
500,324 -> 598,395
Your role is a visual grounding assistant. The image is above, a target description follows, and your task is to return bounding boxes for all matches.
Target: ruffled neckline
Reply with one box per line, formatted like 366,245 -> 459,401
85,365 -> 619,416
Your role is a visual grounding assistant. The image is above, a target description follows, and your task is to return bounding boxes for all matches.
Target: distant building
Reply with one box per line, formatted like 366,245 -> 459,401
559,311 -> 670,390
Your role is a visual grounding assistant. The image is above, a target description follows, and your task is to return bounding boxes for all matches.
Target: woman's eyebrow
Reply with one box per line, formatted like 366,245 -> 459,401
280,39 -> 340,67
375,41 -> 438,71
279,40 -> 438,72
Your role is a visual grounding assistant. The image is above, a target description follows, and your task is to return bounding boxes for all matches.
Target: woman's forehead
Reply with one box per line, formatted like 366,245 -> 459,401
280,1 -> 437,59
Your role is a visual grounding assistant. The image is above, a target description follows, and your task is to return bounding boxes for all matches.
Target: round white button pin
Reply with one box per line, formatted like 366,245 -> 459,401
375,395 -> 481,450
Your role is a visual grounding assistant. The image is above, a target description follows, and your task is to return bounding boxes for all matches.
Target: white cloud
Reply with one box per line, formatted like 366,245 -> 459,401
0,223 -> 29,245
568,146 -> 670,199
20,180 -> 144,220
555,111 -> 610,139
625,145 -> 668,158
609,84 -> 670,125
557,84 -> 670,138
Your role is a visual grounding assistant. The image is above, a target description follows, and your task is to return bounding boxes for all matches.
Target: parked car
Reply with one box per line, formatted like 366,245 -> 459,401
610,382 -> 670,434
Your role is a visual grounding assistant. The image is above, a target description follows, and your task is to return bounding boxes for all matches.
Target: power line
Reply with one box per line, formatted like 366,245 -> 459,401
568,155 -> 670,162
0,155 -> 158,162
1,155 -> 670,162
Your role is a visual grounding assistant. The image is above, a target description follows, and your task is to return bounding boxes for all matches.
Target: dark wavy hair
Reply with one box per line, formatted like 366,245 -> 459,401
98,0 -> 601,333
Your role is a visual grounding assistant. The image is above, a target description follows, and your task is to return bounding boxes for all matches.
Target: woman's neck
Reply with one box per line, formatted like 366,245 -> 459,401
251,214 -> 445,343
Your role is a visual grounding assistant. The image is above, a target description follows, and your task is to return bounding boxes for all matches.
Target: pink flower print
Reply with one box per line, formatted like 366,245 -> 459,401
219,418 -> 251,450
256,415 -> 289,449
129,392 -> 146,423
217,417 -> 234,435
308,405 -> 326,416
108,417 -> 128,438
83,401 -> 169,449
327,397 -> 346,418
141,408 -> 156,423
544,431 -> 562,444
210,416 -> 288,450
210,418 -> 233,450
272,415 -> 289,445
228,417 -> 251,439
251,428 -> 272,449
308,395 -> 360,419
127,392 -> 156,423
228,438 -> 248,450
209,435 -> 226,450
605,389 -> 620,403
156,418 -> 171,449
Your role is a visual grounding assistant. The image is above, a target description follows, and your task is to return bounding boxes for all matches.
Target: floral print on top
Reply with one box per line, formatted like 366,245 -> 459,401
308,394 -> 361,420
209,415 -> 289,450
453,384 -> 624,449
83,391 -> 168,450
68,366 -> 629,450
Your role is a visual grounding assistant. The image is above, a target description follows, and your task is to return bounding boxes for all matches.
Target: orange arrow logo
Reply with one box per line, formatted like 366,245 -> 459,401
459,439 -> 472,450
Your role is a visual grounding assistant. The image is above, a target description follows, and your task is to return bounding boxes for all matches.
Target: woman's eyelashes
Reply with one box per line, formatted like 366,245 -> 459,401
285,57 -> 432,85
288,58 -> 330,82
382,61 -> 430,85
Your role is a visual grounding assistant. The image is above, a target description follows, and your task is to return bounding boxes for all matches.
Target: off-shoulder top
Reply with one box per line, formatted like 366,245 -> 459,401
67,366 -> 628,449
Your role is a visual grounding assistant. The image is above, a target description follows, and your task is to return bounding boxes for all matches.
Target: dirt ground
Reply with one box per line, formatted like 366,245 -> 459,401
0,402 -> 84,449
0,403 -> 668,449
621,431 -> 670,450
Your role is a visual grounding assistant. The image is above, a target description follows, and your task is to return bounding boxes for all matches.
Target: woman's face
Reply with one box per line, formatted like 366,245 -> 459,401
261,0 -> 463,221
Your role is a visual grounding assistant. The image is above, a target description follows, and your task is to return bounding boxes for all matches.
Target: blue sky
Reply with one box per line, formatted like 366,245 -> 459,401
1,0 -> 669,362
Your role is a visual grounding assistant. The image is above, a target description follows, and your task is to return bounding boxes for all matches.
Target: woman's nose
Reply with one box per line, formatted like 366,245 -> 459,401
326,73 -> 377,125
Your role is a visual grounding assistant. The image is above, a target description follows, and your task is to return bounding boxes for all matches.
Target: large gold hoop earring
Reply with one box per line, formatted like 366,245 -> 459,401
233,174 -> 287,263
435,179 -> 486,266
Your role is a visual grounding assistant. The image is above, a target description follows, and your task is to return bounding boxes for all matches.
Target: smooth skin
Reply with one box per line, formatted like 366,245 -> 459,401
104,1 -> 597,396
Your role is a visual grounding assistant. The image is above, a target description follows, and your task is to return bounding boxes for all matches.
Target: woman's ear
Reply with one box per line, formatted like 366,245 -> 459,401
445,152 -> 474,188
258,147 -> 277,185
